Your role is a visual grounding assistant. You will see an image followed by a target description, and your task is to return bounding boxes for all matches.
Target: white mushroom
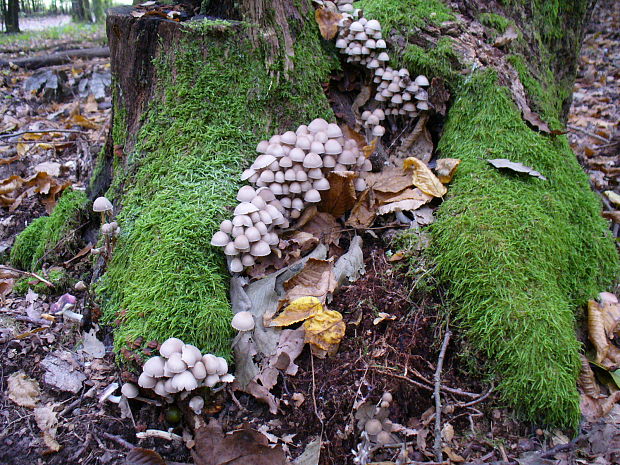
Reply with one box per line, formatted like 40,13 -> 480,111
232,311 -> 255,331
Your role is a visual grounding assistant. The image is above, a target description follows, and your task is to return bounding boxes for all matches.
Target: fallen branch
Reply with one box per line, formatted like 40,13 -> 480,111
102,432 -> 135,449
136,429 -> 183,442
0,265 -> 54,287
567,124 -> 610,143
0,129 -> 85,139
433,329 -> 452,462
0,46 -> 110,70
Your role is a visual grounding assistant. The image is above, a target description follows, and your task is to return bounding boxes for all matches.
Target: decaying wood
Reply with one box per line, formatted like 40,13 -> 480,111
0,47 -> 110,70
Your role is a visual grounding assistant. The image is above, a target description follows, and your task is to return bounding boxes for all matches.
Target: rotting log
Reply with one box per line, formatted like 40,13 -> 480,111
0,47 -> 110,69
83,0 -> 616,430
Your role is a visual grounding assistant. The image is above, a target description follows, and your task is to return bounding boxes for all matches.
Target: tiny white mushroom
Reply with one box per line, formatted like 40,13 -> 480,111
231,311 -> 255,331
189,396 -> 204,415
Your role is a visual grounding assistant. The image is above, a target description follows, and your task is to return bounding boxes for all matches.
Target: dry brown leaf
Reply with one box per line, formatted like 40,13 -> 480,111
589,300 -> 609,363
365,167 -> 413,194
403,157 -> 447,197
300,212 -> 342,247
377,188 -> 432,215
581,391 -> 620,422
600,301 -> 620,339
578,354 -> 601,398
605,191 -> 620,207
602,211 -> 620,223
0,175 -> 24,195
283,258 -> 337,304
270,296 -> 323,327
346,189 -> 376,229
304,308 -> 345,356
34,406 -> 61,452
318,171 -> 357,217
351,85 -> 372,120
71,113 -> 99,129
342,125 -> 367,150
315,7 -> 342,40
443,446 -> 465,462
487,158 -> 547,180
435,158 -> 461,183
192,419 -> 287,465
125,448 -> 167,465
8,371 -> 40,408
362,137 -> 378,159
397,115 -> 433,163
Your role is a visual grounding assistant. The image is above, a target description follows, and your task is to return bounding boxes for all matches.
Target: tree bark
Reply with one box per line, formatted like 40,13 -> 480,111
91,0 -> 618,432
5,0 -> 19,33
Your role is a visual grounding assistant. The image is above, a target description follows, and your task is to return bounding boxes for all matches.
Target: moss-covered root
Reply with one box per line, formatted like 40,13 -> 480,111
429,70 -> 618,428
9,189 -> 89,271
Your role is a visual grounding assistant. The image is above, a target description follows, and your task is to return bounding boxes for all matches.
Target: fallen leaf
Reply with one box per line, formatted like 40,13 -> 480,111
315,7 -> 342,40
442,423 -> 454,442
376,188 -> 433,215
293,437 -> 321,465
365,167 -> 414,194
362,137 -> 378,159
333,235 -> 365,285
346,189 -> 376,229
319,171 -> 357,217
397,115 -> 433,163
71,113 -> 99,129
435,158 -> 461,183
351,85 -> 372,120
7,371 -> 40,408
487,158 -> 547,180
282,258 -> 337,304
373,312 -> 396,325
442,446 -> 465,462
581,391 -> 620,422
493,24 -> 518,47
270,296 -> 322,327
589,300 -> 609,363
35,161 -> 61,177
428,77 -> 450,116
300,212 -> 342,247
125,448 -> 167,465
388,251 -> 405,262
34,405 -> 61,452
403,157 -> 447,197
192,419 -> 288,465
604,191 -> 620,207
304,308 -> 345,356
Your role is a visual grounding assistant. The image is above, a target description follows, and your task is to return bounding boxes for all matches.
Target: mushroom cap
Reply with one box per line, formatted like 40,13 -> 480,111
224,241 -> 238,256
234,202 -> 259,215
310,141 -> 325,154
365,419 -> 383,435
220,374 -> 235,383
354,178 -> 367,191
291,198 -> 303,211
417,101 -> 429,110
326,123 -> 343,139
322,156 -> 337,169
265,232 -> 279,246
349,21 -> 364,32
259,170 -> 275,183
202,354 -> 219,375
171,370 -> 198,392
338,150 -> 357,165
245,227 -> 261,242
166,353 -> 188,374
296,124 -> 309,135
240,168 -> 256,181
279,156 -> 293,168
205,374 -> 220,387
367,59 -> 380,69
254,221 -> 268,235
232,215 -> 252,227
189,396 -> 204,414
361,159 -> 372,172
138,372 -> 157,389
391,94 -> 403,104
270,183 -> 283,195
403,102 -> 417,112
241,253 -> 255,267
376,39 -> 386,48
232,311 -> 255,331
313,178 -> 331,191
307,167 -> 324,179
304,189 -> 321,203
220,219 -> 233,234
289,148 -> 306,162
295,170 -> 308,182
93,196 -> 113,213
377,51 -> 389,61
266,144 -> 284,158
372,125 -> 386,137
381,392 -> 393,403
289,182 -> 302,194
153,380 -> 168,397
256,187 -> 276,202
121,382 -> 139,399
191,361 -> 207,380
216,357 -> 229,376
303,152 -> 323,169
415,75 -> 429,86
280,131 -> 297,145
365,39 -> 376,49
211,231 -> 230,247
234,234 -> 250,252
231,225 -> 245,238
165,377 -> 180,394
250,240 -> 271,257
324,139 -> 343,155
181,344 -> 203,368
366,18 -> 381,30
256,140 -> 269,153
160,338 -> 184,358
252,154 -> 277,170
230,257 -> 243,273
376,431 -> 392,445
308,118 -> 329,133
336,38 -> 347,48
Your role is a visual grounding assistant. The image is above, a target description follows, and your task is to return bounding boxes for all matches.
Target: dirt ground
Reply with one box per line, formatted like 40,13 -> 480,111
1,3 -> 619,465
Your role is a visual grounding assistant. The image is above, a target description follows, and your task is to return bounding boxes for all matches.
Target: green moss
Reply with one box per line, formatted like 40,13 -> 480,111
402,37 -> 461,84
13,268 -> 67,295
354,0 -> 454,33
479,12 -> 512,33
97,14 -> 336,358
426,70 -> 618,428
10,189 -> 89,271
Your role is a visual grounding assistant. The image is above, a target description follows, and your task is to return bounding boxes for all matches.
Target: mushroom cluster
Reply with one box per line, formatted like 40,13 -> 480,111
211,118 -> 368,273
360,108 -> 386,137
363,392 -> 395,445
137,337 -> 233,398
374,67 -> 430,116
336,17 -> 388,69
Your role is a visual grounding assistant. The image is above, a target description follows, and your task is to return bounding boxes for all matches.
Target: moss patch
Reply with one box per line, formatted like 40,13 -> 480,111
10,189 -> 89,271
479,12 -> 512,33
402,37 -> 460,84
423,70 -> 618,428
354,0 -> 454,33
97,16 -> 336,358
13,268 -> 68,295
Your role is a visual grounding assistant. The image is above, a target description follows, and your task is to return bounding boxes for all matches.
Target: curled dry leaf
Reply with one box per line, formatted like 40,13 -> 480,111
282,258 -> 337,304
581,391 -> 620,422
403,157 -> 447,197
589,300 -> 610,363
486,158 -> 547,180
604,190 -> 620,207
125,448 -> 167,465
315,7 -> 342,40
578,354 -> 601,398
346,189 -> 375,229
376,188 -> 432,215
435,158 -> 461,183
397,115 -> 433,164
318,171 -> 357,217
34,406 -> 61,452
7,371 -> 40,408
270,296 -> 323,327
365,167 -> 414,194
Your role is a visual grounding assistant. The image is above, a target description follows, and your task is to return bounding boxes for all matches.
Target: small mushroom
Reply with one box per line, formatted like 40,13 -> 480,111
250,240 -> 271,257
202,354 -> 219,374
143,356 -> 166,378
376,431 -> 392,445
365,419 -> 383,435
166,352 -> 187,374
138,372 -> 157,389
215,357 -> 229,376
232,311 -> 255,331
191,361 -> 207,380
229,257 -> 243,273
171,370 -> 198,392
121,383 -> 139,399
304,189 -> 321,203
93,196 -> 113,223
181,344 -> 202,368
189,396 -> 204,415
211,231 -> 230,247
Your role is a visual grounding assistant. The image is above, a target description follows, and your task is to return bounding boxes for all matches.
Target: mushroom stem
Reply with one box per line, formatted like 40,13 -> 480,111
59,308 -> 83,322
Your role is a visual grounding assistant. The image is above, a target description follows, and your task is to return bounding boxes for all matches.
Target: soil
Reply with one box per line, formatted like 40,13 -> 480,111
1,2 -> 619,465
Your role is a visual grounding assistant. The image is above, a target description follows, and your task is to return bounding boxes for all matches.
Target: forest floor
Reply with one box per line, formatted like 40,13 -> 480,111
0,3 -> 619,465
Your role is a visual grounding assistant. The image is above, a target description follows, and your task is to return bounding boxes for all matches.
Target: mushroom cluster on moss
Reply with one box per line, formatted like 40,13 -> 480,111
137,337 -> 233,398
211,118 -> 367,273
333,8 -> 432,135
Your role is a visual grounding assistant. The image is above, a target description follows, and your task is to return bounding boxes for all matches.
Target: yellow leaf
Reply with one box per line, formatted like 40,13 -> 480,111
270,296 -> 322,327
403,157 -> 447,197
303,309 -> 345,354
362,137 -> 377,159
71,113 -> 99,129
435,158 -> 461,183
315,7 -> 342,40
16,142 -> 30,157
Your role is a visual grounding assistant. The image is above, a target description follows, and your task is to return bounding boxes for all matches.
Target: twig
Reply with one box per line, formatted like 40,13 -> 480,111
102,432 -> 135,449
455,385 -> 494,408
433,329 -> 452,462
0,265 -> 53,287
136,429 -> 183,441
310,353 -> 324,427
0,129 -> 85,139
567,124 -> 610,143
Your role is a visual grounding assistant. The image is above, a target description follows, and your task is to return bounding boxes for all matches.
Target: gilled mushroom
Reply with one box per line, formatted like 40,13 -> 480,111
189,396 -> 204,415
232,311 -> 255,331
143,356 -> 166,377
181,344 -> 202,368
93,196 -> 113,223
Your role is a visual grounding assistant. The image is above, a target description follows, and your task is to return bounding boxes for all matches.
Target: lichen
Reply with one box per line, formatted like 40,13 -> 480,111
97,14 -> 337,358
424,70 -> 618,428
10,189 -> 89,271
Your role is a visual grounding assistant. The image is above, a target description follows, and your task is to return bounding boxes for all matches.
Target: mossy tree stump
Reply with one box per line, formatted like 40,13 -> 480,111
91,0 -> 619,429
